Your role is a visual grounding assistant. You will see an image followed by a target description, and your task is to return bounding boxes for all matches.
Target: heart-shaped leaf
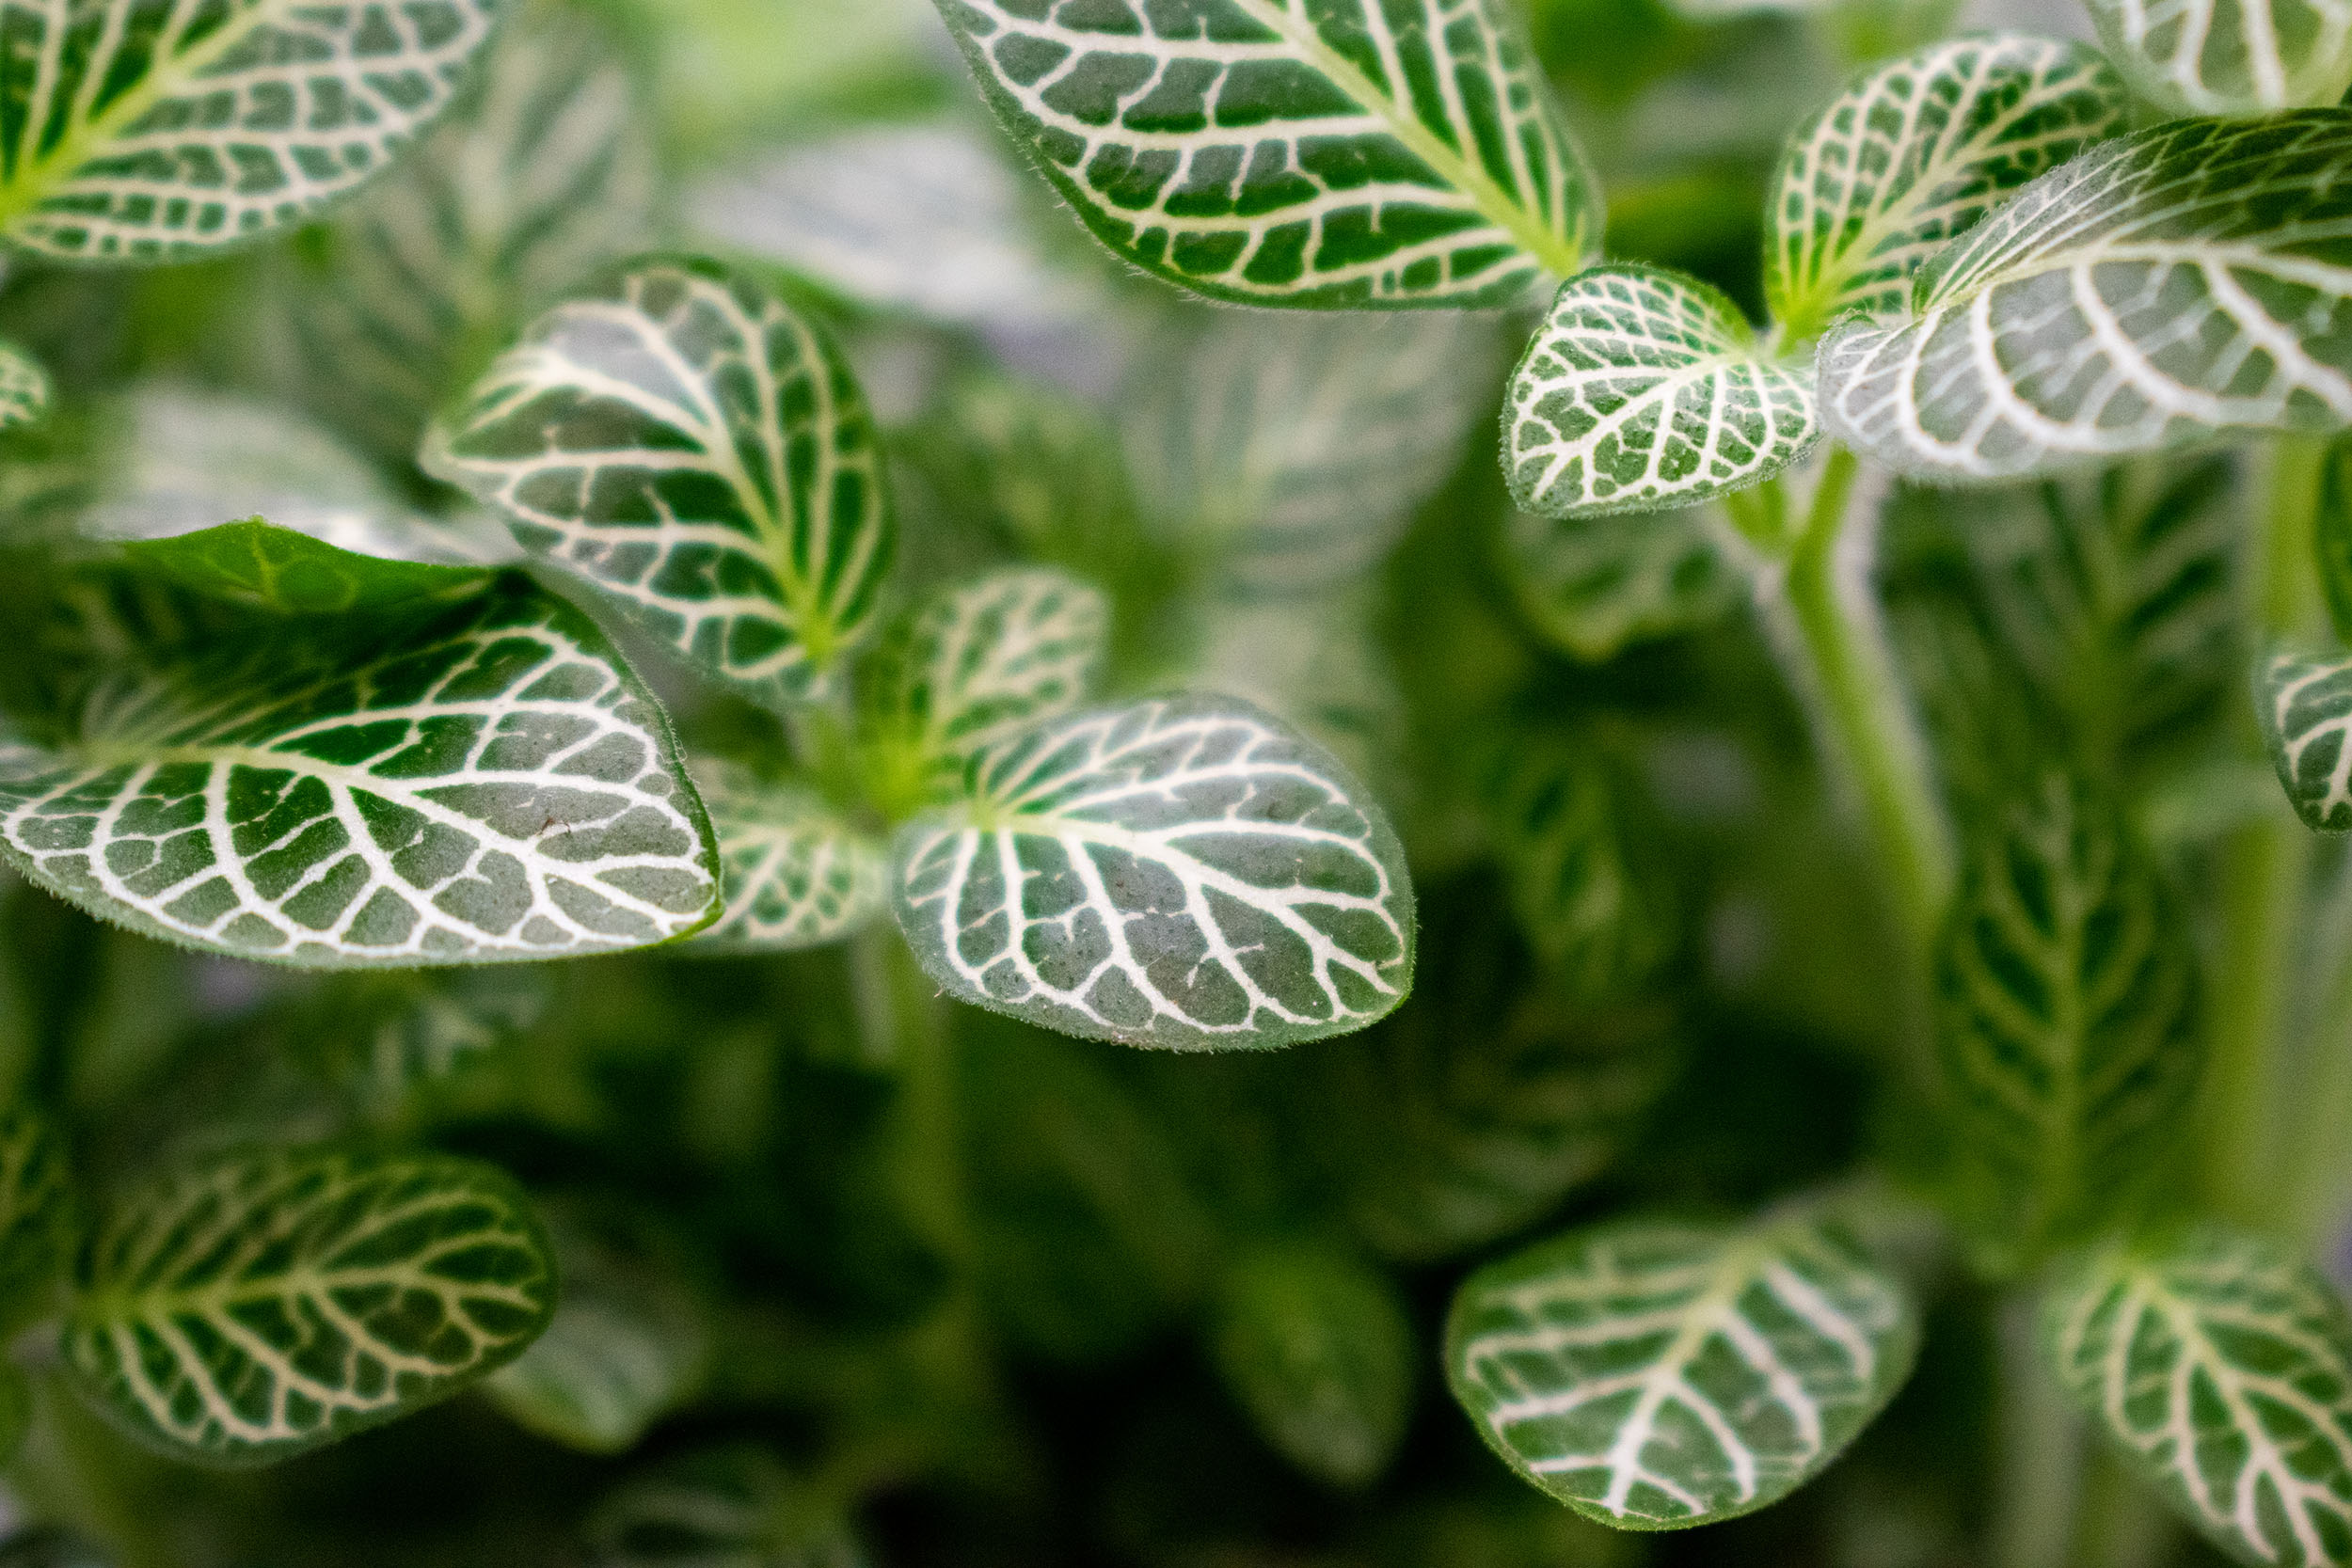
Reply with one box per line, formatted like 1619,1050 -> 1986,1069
0,0 -> 501,261
1445,1212 -> 1919,1528
1768,36 -> 2127,340
2087,0 -> 2352,116
119,519 -> 491,616
690,762 -> 886,952
427,259 -> 895,709
0,1106 -> 70,1333
2262,649 -> 2352,830
1209,1243 -> 1416,1488
891,694 -> 1414,1050
1501,504 -> 1738,663
2046,1227 -> 2352,1567
0,341 -> 50,432
0,574 -> 721,965
1820,113 -> 2352,482
1507,265 -> 1818,518
930,0 -> 1599,307
60,1144 -> 555,1466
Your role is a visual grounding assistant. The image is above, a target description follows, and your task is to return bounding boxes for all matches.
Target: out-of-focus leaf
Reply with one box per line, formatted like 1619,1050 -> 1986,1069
1209,1243 -> 1415,1488
0,1104 -> 70,1334
1501,505 -> 1738,663
587,1446 -> 869,1568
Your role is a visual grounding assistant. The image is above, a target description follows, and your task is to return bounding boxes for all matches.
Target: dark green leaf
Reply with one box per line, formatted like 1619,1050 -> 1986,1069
1209,1243 -> 1415,1487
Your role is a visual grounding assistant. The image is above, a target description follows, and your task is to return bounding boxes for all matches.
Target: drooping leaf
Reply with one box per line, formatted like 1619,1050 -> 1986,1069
0,0 -> 501,261
2261,649 -> 2352,830
119,520 -> 491,616
1445,1212 -> 1919,1528
427,259 -> 895,709
2087,0 -> 2352,116
2047,1227 -> 2352,1567
60,1144 -> 555,1466
1209,1243 -> 1416,1488
0,1105 -> 70,1332
0,576 -> 722,965
1820,113 -> 2352,482
0,341 -> 51,432
1501,504 -> 1739,663
891,694 -> 1414,1050
1480,737 -> 1672,998
1506,266 -> 1817,518
1935,776 -> 2201,1260
690,762 -> 886,952
930,0 -> 1600,308
587,1447 -> 870,1568
1767,36 -> 2127,339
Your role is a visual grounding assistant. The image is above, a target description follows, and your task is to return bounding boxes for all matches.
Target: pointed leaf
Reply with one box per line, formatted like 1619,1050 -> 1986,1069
0,341 -> 49,432
1768,37 -> 2127,338
0,1105 -> 70,1333
427,259 -> 895,708
119,519 -> 491,616
0,577 -> 721,965
1445,1212 -> 1919,1528
2262,649 -> 2352,830
1502,503 -> 1738,662
891,694 -> 1414,1050
1210,1243 -> 1416,1488
2047,1227 -> 2352,1567
2088,0 -> 2352,116
691,762 -> 886,952
60,1145 -> 555,1466
930,0 -> 1599,308
0,0 -> 500,261
1820,113 -> 2352,482
1506,266 -> 1817,518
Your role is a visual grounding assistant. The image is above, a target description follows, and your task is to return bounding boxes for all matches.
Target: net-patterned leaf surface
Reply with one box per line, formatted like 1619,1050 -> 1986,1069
1501,504 -> 1738,662
0,578 -> 721,965
1768,36 -> 2127,337
1481,738 -> 1670,999
891,694 -> 1414,1050
1210,1245 -> 1416,1487
1820,113 -> 2352,482
1445,1214 -> 1919,1528
2087,0 -> 2352,116
0,341 -> 49,431
428,260 -> 894,710
587,1447 -> 870,1568
0,1106 -> 69,1331
0,0 -> 501,261
931,0 -> 1598,307
690,761 -> 885,952
61,1145 -> 554,1466
2047,1228 -> 2352,1567
2262,650 -> 2352,830
1507,266 -> 1817,518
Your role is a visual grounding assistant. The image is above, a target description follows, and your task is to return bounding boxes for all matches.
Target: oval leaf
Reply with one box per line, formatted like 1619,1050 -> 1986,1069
891,694 -> 1414,1050
0,0 -> 500,261
1209,1243 -> 1416,1488
1820,113 -> 2352,482
2047,1227 -> 2352,1567
1506,265 -> 1817,518
1501,504 -> 1738,663
691,762 -> 886,952
2088,0 -> 2352,116
427,259 -> 895,709
1445,1212 -> 1919,1529
60,1145 -> 555,1466
2262,648 -> 2352,830
930,0 -> 1599,307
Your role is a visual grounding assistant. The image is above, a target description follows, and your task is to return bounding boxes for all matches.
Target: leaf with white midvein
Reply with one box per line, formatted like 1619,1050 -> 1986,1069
930,0 -> 1599,308
426,260 -> 895,710
0,574 -> 721,965
0,1105 -> 70,1333
891,694 -> 1414,1050
0,0 -> 501,261
60,1144 -> 554,1466
1820,112 -> 2352,483
689,762 -> 885,952
1445,1212 -> 1919,1529
1767,36 -> 2127,339
2087,0 -> 2352,117
2046,1227 -> 2352,1567
2261,649 -> 2352,830
1506,266 -> 1817,518
0,341 -> 49,432
1500,504 -> 1739,661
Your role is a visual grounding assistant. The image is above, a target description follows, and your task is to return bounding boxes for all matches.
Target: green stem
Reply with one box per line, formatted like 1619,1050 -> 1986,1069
876,938 -> 968,1271
1991,1289 -> 2083,1568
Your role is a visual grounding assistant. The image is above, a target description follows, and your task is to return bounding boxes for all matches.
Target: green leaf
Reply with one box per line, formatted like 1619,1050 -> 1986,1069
0,341 -> 51,432
587,1447 -> 870,1568
891,694 -> 1414,1049
119,519 -> 491,616
0,1105 -> 70,1332
691,762 -> 886,952
339,969 -> 551,1114
426,259 -> 895,709
1768,36 -> 2127,340
1820,112 -> 2352,482
1209,1243 -> 1416,1487
1501,503 -> 1739,663
0,0 -> 501,261
930,0 -> 1599,308
1480,737 -> 1672,998
1185,587 -> 1408,801
1445,1212 -> 1919,1529
2047,1227 -> 2352,1567
0,576 -> 722,965
2322,436 -> 2352,643
1505,266 -> 1817,518
0,1362 -> 27,1468
60,1144 -> 555,1466
2260,648 -> 2352,830
2088,0 -> 2352,115
1935,776 -> 2201,1260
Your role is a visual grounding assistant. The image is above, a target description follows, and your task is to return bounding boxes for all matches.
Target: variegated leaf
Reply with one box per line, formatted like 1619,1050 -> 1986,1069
588,1448 -> 870,1568
2087,0 -> 2352,116
1768,36 -> 2127,339
2262,649 -> 2352,830
427,260 -> 895,709
2047,1228 -> 2352,1567
1820,113 -> 2352,483
1501,504 -> 1738,662
60,1144 -> 554,1466
891,694 -> 1414,1050
1445,1212 -> 1919,1528
1506,266 -> 1817,518
1480,738 -> 1670,999
690,762 -> 886,953
930,0 -> 1599,307
0,341 -> 49,431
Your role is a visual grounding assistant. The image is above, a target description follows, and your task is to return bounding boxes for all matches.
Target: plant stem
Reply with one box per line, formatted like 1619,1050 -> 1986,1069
1991,1288 -> 2082,1568
878,938 -> 969,1271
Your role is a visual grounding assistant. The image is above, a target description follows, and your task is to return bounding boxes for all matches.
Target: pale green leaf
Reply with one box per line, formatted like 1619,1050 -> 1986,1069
1506,266 -> 1817,518
690,762 -> 886,953
2088,0 -> 2352,115
588,1447 -> 870,1568
0,341 -> 50,432
60,1144 -> 555,1466
2047,1227 -> 2352,1567
1502,504 -> 1738,662
931,0 -> 1599,307
891,694 -> 1414,1050
427,259 -> 895,709
119,519 -> 491,616
1820,113 -> 2352,482
1210,1243 -> 1416,1488
2260,649 -> 2352,830
1445,1212 -> 1919,1529
0,0 -> 501,261
1768,36 -> 2127,338
1481,738 -> 1671,998
0,1105 -> 70,1332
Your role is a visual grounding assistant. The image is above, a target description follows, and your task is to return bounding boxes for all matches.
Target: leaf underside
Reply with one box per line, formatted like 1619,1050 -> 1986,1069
2086,0 -> 2352,115
2262,649 -> 2352,829
690,761 -> 886,952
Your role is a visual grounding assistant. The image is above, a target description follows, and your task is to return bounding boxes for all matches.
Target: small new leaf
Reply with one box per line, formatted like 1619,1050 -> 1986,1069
691,762 -> 886,952
2262,650 -> 2352,830
120,520 -> 490,617
1210,1244 -> 1416,1488
2087,0 -> 2352,116
61,1145 -> 555,1466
